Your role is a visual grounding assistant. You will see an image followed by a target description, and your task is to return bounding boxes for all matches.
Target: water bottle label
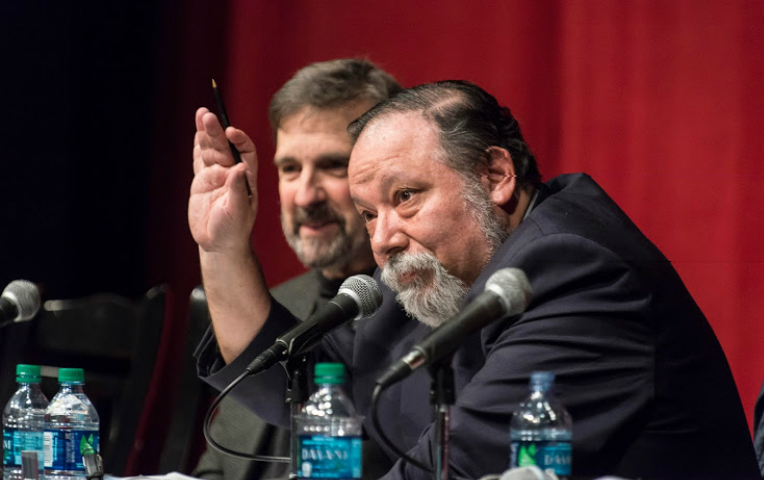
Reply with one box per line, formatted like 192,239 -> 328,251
297,435 -> 362,479
3,428 -> 44,470
3,428 -> 15,468
510,440 -> 571,476
43,429 -> 99,472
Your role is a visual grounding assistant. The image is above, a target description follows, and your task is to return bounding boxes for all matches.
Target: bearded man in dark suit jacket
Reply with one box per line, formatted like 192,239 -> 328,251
190,58 -> 400,480
192,79 -> 759,480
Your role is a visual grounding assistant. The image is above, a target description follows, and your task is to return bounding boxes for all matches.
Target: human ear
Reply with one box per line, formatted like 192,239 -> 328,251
484,146 -> 517,207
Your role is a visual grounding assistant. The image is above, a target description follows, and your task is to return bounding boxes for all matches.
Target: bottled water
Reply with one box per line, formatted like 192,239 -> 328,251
43,368 -> 100,480
510,371 -> 573,479
3,364 -> 49,480
295,363 -> 362,479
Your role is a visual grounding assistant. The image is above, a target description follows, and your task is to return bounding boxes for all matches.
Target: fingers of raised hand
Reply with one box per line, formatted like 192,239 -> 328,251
225,127 -> 259,170
190,163 -> 231,196
197,111 -> 236,167
195,107 -> 209,132
226,163 -> 258,213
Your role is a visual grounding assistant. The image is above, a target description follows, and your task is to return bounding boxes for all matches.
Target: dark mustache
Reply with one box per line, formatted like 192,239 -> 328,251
292,203 -> 345,234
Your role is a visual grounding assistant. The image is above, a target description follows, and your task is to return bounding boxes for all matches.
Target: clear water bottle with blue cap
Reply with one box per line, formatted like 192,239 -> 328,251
43,368 -> 99,480
295,362 -> 362,480
510,371 -> 573,479
3,364 -> 49,480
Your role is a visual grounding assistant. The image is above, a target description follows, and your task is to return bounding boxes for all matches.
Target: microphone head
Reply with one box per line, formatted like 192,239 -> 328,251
338,274 -> 383,319
485,268 -> 531,317
2,280 -> 41,321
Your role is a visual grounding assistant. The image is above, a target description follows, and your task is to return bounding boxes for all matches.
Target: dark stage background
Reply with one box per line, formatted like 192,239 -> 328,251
1,0 -> 763,474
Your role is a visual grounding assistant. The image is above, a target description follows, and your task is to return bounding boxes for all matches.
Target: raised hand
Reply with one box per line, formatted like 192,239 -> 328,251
188,107 -> 259,255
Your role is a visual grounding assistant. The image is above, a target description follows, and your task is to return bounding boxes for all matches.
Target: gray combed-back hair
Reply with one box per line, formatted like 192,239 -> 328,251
348,80 -> 541,187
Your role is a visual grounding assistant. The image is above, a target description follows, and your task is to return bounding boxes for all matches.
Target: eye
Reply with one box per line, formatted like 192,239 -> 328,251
328,160 -> 347,170
396,189 -> 416,203
360,211 -> 377,224
278,163 -> 300,177
317,158 -> 349,177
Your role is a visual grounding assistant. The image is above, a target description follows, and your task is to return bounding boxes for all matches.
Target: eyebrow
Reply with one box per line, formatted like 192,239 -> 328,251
350,173 -> 398,206
350,194 -> 373,210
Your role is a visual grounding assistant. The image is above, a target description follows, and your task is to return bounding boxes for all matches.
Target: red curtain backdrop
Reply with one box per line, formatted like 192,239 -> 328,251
148,1 -> 764,462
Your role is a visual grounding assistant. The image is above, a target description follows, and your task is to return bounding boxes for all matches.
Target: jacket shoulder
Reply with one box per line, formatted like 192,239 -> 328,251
271,270 -> 320,320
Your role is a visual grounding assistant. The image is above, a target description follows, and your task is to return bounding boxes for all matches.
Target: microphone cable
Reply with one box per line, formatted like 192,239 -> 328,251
202,367 -> 290,463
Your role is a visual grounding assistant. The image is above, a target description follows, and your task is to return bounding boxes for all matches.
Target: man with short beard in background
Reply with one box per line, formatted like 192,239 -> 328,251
195,80 -> 759,480
189,58 -> 399,480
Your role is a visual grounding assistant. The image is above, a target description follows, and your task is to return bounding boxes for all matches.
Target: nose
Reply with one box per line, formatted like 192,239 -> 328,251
370,209 -> 408,262
293,167 -> 326,207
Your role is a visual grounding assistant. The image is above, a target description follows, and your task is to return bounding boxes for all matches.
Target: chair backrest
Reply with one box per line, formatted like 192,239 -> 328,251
157,286 -> 213,474
0,285 -> 168,476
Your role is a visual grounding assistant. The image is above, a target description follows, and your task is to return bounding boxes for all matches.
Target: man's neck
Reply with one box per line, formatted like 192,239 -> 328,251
507,184 -> 537,230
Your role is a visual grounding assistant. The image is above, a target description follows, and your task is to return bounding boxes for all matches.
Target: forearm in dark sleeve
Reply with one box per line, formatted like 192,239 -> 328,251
194,299 -> 301,427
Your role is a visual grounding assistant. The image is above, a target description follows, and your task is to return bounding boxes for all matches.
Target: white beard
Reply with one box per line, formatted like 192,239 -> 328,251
381,252 -> 469,328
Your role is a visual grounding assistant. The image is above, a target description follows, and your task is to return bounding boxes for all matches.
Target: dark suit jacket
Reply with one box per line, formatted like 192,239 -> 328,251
753,377 -> 764,476
197,173 -> 759,480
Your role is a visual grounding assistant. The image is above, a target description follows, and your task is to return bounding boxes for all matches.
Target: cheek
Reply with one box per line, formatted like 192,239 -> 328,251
278,184 -> 297,217
372,252 -> 386,268
414,202 -> 484,267
278,178 -> 298,202
415,204 -> 461,246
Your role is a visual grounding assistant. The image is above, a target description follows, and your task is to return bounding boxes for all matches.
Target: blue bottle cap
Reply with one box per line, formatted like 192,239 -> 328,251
530,371 -> 555,392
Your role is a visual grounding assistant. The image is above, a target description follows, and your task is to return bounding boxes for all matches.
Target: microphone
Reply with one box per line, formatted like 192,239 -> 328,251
0,280 -> 41,327
376,268 -> 531,388
246,274 -> 382,374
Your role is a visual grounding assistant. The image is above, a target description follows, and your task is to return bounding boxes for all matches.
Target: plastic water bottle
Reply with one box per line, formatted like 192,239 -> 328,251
43,368 -> 100,480
3,364 -> 49,480
510,371 -> 573,479
295,363 -> 362,479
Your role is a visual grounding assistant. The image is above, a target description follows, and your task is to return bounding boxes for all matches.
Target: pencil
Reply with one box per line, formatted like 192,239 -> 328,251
212,79 -> 250,195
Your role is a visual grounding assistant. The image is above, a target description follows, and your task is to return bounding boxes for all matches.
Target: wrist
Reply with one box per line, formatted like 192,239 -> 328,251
199,245 -> 256,272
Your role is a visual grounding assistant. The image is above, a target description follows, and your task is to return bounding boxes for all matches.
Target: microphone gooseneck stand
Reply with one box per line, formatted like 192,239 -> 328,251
370,363 -> 470,480
429,357 -> 455,480
283,352 -> 311,479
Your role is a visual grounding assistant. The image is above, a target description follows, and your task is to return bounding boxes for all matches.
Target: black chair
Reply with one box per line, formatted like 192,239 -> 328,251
158,286 -> 214,474
0,285 -> 168,476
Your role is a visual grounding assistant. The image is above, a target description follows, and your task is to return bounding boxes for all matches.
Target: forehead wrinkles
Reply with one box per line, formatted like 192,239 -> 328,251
349,153 -> 400,191
275,130 -> 352,166
349,112 -> 438,176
